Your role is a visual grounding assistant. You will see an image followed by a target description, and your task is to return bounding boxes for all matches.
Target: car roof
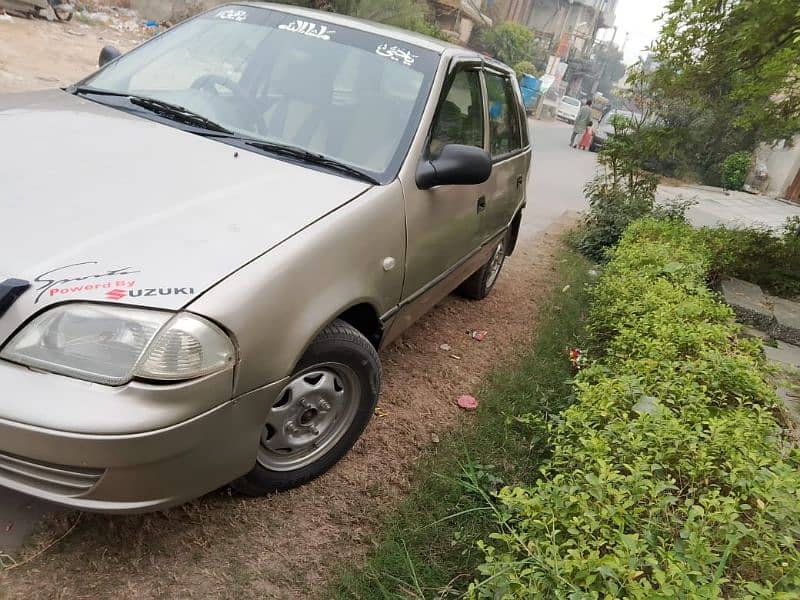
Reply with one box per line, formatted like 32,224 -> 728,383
233,1 -> 510,72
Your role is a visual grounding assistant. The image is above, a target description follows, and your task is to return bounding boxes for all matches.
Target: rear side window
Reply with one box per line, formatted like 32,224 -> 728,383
484,72 -> 522,158
428,69 -> 484,158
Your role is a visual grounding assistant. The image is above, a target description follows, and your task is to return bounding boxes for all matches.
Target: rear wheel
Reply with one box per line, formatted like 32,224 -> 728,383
232,320 -> 381,495
458,238 -> 506,300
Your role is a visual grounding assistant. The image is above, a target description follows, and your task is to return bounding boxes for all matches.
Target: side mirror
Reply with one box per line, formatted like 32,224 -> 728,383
416,144 -> 492,190
98,45 -> 122,68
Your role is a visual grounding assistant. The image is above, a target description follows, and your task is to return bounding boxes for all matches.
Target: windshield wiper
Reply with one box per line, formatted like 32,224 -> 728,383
244,141 -> 379,185
127,96 -> 234,135
71,86 -> 233,135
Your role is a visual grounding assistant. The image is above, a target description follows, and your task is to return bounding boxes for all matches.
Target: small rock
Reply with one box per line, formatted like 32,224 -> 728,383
431,433 -> 440,443
457,395 -> 478,411
0,13 -> 13,23
439,343 -> 451,351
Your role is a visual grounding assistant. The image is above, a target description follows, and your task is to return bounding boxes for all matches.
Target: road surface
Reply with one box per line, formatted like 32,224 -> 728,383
0,119 -> 596,561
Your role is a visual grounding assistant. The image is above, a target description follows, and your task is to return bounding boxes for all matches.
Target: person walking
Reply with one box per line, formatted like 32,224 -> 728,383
570,99 -> 592,148
578,120 -> 594,150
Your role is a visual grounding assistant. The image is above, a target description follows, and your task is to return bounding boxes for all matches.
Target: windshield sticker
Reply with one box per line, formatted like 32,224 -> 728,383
34,261 -> 140,303
216,8 -> 248,22
375,44 -> 418,66
278,19 -> 335,40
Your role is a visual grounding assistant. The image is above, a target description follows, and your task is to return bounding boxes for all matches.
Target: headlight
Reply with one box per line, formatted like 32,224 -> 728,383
0,303 -> 235,385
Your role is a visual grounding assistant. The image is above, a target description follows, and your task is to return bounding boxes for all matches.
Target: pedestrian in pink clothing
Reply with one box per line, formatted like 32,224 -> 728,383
578,121 -> 594,150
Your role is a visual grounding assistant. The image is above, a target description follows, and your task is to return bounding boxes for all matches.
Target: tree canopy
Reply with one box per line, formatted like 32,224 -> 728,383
651,0 -> 800,141
479,22 -> 534,68
635,0 -> 800,184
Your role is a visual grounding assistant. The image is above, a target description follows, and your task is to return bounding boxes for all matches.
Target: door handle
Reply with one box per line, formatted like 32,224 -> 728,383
516,175 -> 524,188
477,196 -> 487,214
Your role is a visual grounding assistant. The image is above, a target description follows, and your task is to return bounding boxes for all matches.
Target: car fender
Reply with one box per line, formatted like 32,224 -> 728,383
187,181 -> 406,396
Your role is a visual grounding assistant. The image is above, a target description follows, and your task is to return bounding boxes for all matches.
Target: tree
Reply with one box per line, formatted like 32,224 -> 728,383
581,43 -> 626,99
479,22 -> 534,67
288,0 -> 443,38
642,0 -> 800,183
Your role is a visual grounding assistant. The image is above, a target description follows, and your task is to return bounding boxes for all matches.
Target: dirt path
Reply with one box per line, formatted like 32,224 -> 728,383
0,12 -> 146,94
0,213 -> 578,599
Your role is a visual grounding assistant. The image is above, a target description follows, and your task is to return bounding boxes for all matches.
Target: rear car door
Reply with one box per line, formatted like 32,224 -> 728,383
481,68 -> 530,245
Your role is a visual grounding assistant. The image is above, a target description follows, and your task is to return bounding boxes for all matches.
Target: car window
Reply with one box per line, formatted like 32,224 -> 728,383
428,69 -> 484,158
85,6 -> 439,183
562,96 -> 580,107
484,72 -> 522,157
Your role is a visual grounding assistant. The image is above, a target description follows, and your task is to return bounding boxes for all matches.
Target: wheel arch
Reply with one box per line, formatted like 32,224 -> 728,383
506,209 -> 523,257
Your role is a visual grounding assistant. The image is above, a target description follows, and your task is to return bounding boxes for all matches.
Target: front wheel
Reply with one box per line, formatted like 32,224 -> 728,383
458,238 -> 506,300
232,320 -> 381,495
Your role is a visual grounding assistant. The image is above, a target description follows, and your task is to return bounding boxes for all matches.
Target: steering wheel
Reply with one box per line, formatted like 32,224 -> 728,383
190,74 -> 267,135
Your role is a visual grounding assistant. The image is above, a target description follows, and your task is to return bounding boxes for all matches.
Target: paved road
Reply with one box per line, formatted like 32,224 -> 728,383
0,118 -> 594,556
521,119 -> 596,242
659,184 -> 800,231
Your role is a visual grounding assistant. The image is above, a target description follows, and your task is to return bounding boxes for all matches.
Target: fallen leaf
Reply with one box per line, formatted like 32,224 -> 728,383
470,330 -> 488,342
562,285 -> 571,292
375,407 -> 388,418
450,354 -> 461,360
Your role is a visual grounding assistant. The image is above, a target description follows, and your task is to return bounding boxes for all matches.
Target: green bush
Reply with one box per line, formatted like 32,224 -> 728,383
469,219 -> 800,598
721,151 -> 751,190
700,217 -> 800,297
479,23 -> 534,67
573,114 -> 685,261
512,61 -> 536,78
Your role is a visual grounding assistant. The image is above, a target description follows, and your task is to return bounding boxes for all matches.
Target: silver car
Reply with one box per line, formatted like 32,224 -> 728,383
0,2 -> 530,512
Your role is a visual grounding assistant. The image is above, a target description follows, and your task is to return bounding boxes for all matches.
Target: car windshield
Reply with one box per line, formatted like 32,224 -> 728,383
562,97 -> 580,107
83,5 -> 439,182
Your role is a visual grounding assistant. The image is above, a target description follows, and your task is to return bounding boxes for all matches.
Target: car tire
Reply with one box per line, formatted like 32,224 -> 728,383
458,237 -> 507,300
232,320 -> 381,495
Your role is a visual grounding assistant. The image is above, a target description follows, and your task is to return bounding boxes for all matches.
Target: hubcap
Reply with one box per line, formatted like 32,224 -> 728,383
257,363 -> 361,472
485,240 -> 505,289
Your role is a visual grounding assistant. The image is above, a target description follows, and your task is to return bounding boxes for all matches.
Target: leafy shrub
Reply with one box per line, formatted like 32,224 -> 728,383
700,217 -> 800,297
721,151 -> 751,190
573,114 -> 680,261
469,220 -> 800,598
479,23 -> 534,67
512,61 -> 536,78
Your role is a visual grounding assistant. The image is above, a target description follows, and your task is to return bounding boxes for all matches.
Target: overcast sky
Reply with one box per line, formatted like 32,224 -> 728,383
600,0 -> 668,64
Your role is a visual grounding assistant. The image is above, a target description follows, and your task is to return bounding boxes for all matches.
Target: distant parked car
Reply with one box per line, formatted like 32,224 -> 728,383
590,109 -> 643,152
556,95 -> 581,124
0,2 -> 531,512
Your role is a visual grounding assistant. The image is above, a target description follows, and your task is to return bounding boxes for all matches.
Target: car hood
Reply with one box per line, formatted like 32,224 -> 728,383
0,90 -> 371,343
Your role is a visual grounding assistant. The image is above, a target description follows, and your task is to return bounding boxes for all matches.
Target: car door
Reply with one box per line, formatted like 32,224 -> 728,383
400,60 -> 490,301
481,68 -> 529,245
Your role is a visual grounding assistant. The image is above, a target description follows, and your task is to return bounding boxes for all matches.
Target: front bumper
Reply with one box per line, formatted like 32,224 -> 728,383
0,361 -> 285,512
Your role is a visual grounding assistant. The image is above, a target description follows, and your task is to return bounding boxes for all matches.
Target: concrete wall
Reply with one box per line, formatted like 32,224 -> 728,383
130,0 -> 222,23
760,136 -> 800,198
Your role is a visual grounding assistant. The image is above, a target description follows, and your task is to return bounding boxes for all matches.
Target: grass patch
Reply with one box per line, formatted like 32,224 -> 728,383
329,246 -> 594,599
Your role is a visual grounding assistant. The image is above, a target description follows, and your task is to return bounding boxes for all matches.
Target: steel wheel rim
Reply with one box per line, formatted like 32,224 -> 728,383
485,240 -> 505,289
257,363 -> 361,472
